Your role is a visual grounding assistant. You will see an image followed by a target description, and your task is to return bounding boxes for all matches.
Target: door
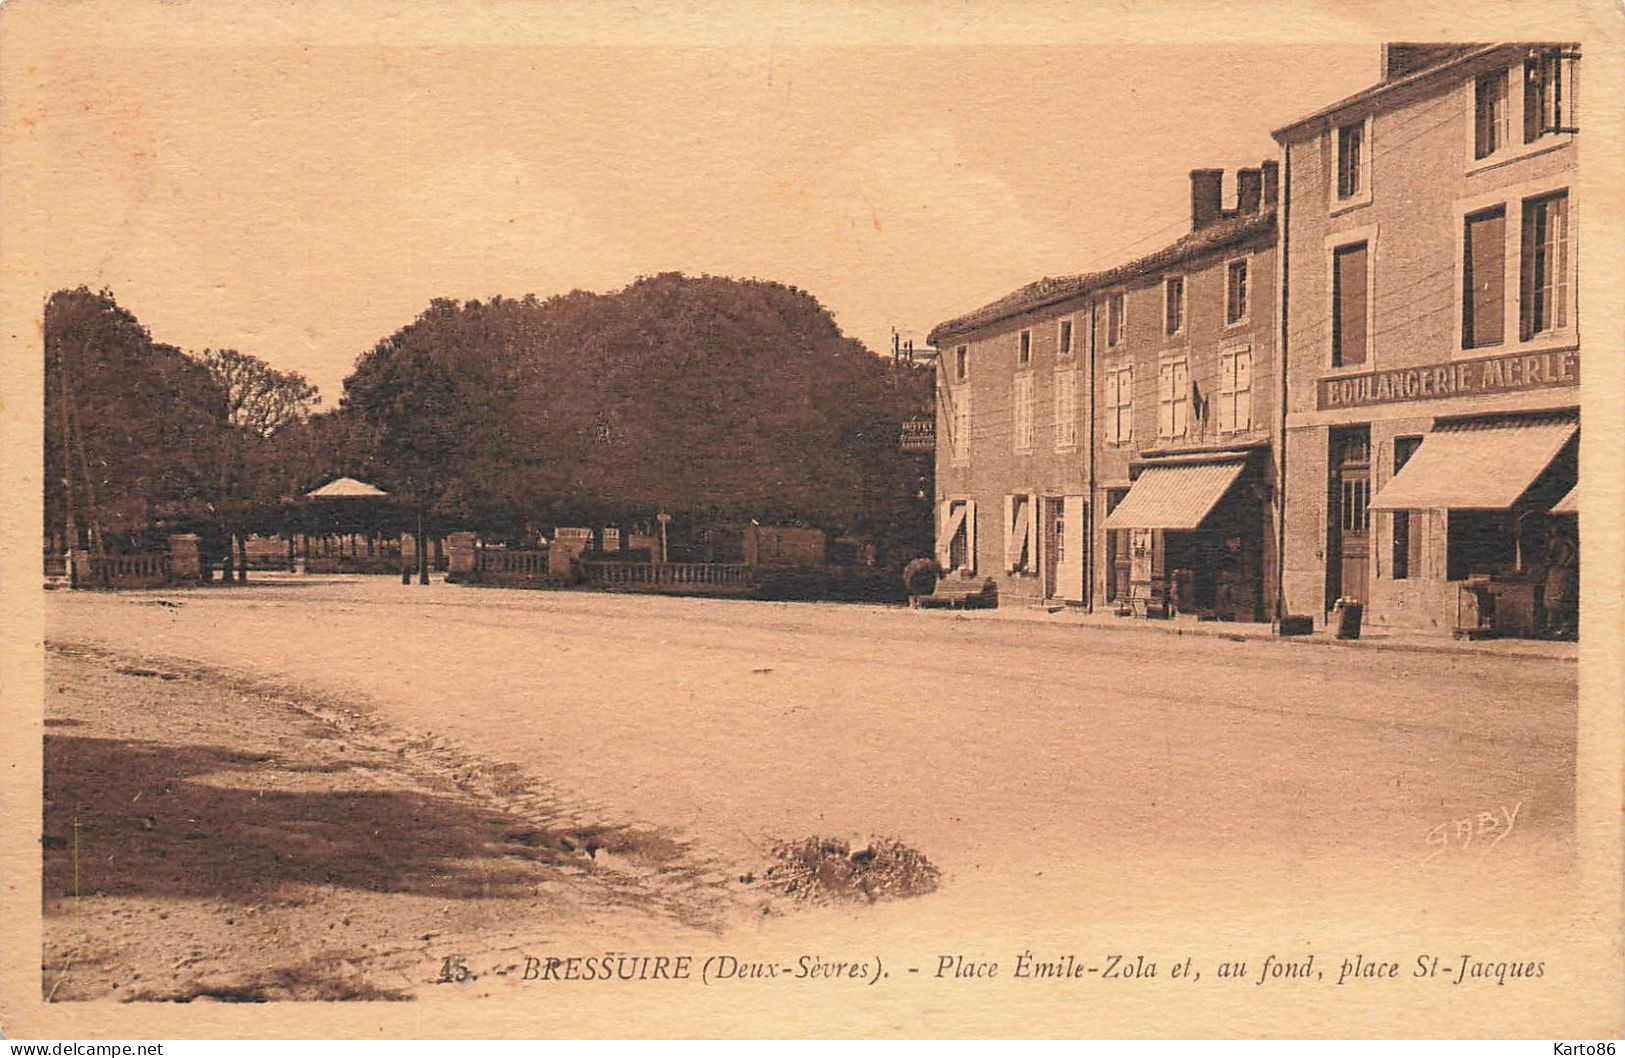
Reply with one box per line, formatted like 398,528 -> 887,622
1061,494 -> 1086,603
1331,428 -> 1371,605
1042,497 -> 1063,598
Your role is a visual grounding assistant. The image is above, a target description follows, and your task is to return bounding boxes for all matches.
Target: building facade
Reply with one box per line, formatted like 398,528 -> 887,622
928,162 -> 1280,618
929,277 -> 1093,607
1273,43 -> 1580,638
1090,168 -> 1279,621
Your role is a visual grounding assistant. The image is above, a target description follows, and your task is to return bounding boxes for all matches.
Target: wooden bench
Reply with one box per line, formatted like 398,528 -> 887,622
914,575 -> 999,610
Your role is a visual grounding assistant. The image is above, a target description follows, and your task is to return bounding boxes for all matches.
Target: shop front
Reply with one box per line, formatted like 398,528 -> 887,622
1101,450 -> 1270,622
1367,413 -> 1578,640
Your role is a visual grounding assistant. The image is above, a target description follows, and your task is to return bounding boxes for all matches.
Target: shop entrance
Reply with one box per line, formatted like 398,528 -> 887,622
1328,426 -> 1371,607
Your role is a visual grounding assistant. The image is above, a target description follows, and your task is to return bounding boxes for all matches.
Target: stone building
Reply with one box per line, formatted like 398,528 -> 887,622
927,162 -> 1279,617
1272,42 -> 1580,637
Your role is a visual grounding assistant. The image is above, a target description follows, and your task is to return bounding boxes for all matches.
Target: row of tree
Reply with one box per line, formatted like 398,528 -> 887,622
46,273 -> 934,566
45,287 -> 320,573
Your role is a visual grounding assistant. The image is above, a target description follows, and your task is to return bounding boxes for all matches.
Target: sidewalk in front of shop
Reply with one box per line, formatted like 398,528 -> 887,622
924,601 -> 1579,662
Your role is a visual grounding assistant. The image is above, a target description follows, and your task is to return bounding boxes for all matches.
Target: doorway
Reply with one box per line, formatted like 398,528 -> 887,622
1328,426 -> 1371,607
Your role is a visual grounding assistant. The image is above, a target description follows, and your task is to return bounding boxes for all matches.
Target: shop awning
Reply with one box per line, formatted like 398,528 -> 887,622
1102,458 -> 1247,531
1370,419 -> 1576,510
1550,485 -> 1578,514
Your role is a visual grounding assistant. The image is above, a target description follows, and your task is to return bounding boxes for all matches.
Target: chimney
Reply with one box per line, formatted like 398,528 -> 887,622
1190,168 -> 1224,230
1236,168 -> 1262,215
1261,159 -> 1280,207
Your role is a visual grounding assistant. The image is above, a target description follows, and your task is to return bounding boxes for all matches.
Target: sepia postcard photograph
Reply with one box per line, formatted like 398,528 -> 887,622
0,0 -> 1620,1043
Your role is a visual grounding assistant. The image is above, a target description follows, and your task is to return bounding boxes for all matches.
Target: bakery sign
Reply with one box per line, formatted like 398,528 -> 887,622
1318,349 -> 1579,410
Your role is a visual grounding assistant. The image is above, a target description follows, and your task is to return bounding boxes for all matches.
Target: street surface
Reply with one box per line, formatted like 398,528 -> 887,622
38,578 -> 1587,1024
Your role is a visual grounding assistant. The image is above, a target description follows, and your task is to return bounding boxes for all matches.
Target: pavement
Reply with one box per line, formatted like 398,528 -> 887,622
921,599 -> 1581,663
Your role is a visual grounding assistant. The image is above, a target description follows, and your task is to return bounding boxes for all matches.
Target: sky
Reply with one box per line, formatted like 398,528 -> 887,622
5,11 -> 1380,402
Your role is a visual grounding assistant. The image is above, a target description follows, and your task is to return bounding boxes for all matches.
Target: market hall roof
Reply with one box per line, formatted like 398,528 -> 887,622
926,207 -> 1275,347
304,477 -> 389,499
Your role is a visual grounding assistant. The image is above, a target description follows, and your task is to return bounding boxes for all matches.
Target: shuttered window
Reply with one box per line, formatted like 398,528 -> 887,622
1157,359 -> 1190,440
1217,348 -> 1252,433
1332,242 -> 1368,366
1462,207 -> 1506,349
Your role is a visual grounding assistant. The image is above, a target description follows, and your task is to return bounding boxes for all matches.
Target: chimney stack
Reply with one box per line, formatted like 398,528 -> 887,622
1190,169 -> 1224,230
1261,159 -> 1280,207
1236,168 -> 1262,215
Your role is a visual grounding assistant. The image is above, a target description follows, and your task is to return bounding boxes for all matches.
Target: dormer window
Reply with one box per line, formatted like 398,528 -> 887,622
1524,46 -> 1580,142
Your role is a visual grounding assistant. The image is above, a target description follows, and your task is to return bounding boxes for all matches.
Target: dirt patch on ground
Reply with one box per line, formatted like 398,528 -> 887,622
41,643 -> 742,1001
753,836 -> 941,905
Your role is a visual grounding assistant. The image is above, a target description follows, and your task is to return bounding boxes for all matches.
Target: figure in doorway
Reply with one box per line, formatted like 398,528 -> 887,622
1543,529 -> 1578,640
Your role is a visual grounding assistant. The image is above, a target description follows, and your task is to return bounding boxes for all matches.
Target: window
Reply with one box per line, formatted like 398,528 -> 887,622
1520,191 -> 1570,340
1005,493 -> 1036,573
1462,206 -> 1507,349
1012,374 -> 1034,453
951,387 -> 971,467
1391,436 -> 1423,580
1104,364 -> 1133,444
1341,476 -> 1369,534
1157,358 -> 1190,440
1474,71 -> 1508,160
1336,120 -> 1366,200
941,498 -> 975,572
1225,258 -> 1249,325
1053,366 -> 1077,450
1057,318 -> 1074,359
954,345 -> 968,382
1106,292 -> 1126,348
1331,242 -> 1369,366
1018,329 -> 1032,368
1053,505 -> 1065,564
1163,276 -> 1185,336
1217,347 -> 1253,433
1524,47 -> 1579,144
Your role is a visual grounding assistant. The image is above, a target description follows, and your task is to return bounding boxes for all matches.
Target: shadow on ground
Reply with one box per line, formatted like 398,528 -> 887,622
42,732 -> 694,908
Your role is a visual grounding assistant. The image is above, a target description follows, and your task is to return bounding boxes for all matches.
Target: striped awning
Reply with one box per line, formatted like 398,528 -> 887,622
1550,485 -> 1578,514
1370,419 -> 1576,511
1102,459 -> 1247,531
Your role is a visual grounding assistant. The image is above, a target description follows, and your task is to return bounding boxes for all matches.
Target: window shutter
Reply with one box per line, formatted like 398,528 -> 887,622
1027,492 -> 1040,573
965,500 -> 977,573
936,502 -> 952,566
1003,494 -> 1016,571
1062,495 -> 1086,602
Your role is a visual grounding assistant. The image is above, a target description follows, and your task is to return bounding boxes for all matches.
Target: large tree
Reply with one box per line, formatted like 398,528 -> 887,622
44,288 -> 225,552
337,274 -> 933,556
191,348 -> 321,578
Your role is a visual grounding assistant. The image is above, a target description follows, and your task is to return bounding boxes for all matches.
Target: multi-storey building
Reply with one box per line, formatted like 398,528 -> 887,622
1273,43 -> 1580,638
928,275 -> 1093,606
928,162 -> 1279,618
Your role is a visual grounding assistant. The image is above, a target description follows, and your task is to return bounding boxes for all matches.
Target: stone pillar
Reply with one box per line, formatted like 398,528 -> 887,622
167,534 -> 201,583
445,531 -> 478,583
549,537 -> 585,582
